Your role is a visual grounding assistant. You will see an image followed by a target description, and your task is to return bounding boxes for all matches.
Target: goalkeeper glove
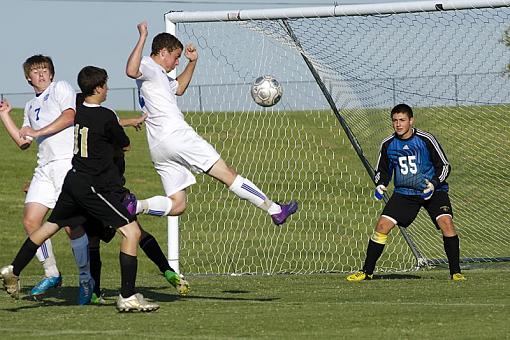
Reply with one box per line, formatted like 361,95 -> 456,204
374,184 -> 387,200
422,180 -> 434,200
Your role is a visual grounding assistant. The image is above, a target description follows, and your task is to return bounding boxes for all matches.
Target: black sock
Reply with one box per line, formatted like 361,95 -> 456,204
119,252 -> 137,298
443,235 -> 461,275
89,245 -> 102,296
12,238 -> 40,276
362,239 -> 386,275
140,228 -> 172,274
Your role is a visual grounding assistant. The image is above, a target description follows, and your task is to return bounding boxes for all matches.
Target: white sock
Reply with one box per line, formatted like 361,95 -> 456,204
229,175 -> 277,213
137,196 -> 173,216
35,239 -> 59,277
267,203 -> 282,215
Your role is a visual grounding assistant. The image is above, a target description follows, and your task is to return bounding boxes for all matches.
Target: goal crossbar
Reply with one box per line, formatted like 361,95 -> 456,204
166,0 -> 510,23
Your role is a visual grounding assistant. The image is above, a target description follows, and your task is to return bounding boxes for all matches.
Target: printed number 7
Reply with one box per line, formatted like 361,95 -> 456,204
34,108 -> 41,121
399,155 -> 417,175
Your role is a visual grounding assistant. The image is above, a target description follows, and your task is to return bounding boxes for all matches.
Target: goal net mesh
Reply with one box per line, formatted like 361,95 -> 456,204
170,4 -> 510,274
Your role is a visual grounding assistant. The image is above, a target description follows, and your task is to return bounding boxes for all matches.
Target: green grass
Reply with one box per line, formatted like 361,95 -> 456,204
0,267 -> 509,339
0,107 -> 509,337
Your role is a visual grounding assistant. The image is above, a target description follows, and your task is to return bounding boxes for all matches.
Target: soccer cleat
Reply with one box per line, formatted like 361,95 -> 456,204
451,273 -> 467,281
122,192 -> 138,216
346,271 -> 373,282
78,278 -> 95,305
0,265 -> 20,299
164,270 -> 190,296
90,292 -> 106,305
271,201 -> 299,226
30,273 -> 62,298
116,293 -> 159,312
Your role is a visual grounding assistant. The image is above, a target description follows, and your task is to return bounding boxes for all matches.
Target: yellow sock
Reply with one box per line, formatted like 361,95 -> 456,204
370,231 -> 388,245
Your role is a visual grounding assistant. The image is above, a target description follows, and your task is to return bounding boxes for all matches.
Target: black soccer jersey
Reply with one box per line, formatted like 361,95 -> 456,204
72,103 -> 130,178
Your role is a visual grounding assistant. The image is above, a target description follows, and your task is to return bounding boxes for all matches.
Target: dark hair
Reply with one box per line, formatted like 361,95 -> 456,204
75,92 -> 85,106
151,32 -> 183,56
77,66 -> 108,97
390,103 -> 413,118
23,55 -> 55,79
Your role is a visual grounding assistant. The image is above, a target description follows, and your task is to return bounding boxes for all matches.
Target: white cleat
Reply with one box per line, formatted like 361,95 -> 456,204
116,293 -> 160,312
0,265 -> 20,299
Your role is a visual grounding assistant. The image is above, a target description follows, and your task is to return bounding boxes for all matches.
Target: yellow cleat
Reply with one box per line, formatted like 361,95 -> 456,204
451,273 -> 467,281
346,271 -> 373,282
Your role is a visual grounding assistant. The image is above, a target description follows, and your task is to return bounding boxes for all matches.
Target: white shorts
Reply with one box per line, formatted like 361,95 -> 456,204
149,128 -> 220,196
25,158 -> 72,209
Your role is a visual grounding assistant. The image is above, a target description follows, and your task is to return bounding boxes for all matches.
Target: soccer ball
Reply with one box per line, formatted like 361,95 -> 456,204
250,75 -> 283,107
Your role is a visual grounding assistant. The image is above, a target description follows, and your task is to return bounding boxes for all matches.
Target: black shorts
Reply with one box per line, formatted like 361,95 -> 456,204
82,216 -> 117,243
81,187 -> 132,243
48,169 -> 135,230
381,191 -> 453,229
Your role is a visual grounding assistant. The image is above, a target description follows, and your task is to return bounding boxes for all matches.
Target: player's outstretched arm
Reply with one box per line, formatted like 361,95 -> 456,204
119,112 -> 148,131
19,108 -> 75,140
126,21 -> 148,79
0,99 -> 33,150
175,43 -> 198,96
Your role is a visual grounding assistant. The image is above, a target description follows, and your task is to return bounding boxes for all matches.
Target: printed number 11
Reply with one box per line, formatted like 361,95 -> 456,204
73,124 -> 89,157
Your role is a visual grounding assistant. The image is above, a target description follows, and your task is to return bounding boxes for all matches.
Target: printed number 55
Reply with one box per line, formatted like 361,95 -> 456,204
399,155 -> 417,175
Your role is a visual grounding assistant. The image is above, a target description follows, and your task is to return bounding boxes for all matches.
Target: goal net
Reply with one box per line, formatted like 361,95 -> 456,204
166,0 -> 510,275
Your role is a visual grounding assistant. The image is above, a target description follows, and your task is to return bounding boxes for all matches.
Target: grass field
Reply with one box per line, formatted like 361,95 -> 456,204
0,107 -> 509,338
0,266 -> 509,339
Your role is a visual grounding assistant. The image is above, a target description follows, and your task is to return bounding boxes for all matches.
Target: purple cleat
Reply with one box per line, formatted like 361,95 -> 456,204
123,192 -> 138,216
271,201 -> 298,226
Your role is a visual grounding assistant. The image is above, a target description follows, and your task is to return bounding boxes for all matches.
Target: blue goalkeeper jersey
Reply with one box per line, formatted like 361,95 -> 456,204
374,128 -> 450,196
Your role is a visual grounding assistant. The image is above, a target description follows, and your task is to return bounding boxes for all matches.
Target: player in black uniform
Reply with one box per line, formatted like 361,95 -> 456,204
346,104 -> 466,282
82,108 -> 189,305
0,66 -> 159,312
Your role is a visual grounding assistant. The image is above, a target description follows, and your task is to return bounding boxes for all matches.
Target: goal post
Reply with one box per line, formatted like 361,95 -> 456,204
165,0 -> 510,275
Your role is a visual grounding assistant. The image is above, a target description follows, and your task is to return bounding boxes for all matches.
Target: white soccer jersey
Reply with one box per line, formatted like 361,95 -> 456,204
136,56 -> 192,147
23,80 -> 75,166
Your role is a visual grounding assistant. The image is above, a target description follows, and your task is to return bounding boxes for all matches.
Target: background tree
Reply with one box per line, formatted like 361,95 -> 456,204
504,26 -> 510,73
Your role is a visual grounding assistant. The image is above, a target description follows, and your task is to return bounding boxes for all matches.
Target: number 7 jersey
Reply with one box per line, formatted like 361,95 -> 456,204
23,80 -> 76,166
374,128 -> 450,196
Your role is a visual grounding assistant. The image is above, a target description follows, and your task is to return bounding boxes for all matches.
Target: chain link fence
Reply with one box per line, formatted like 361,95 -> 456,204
1,72 -> 508,112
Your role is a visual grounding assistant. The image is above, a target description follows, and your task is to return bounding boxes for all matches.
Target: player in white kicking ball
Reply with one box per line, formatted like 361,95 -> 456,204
125,21 -> 298,225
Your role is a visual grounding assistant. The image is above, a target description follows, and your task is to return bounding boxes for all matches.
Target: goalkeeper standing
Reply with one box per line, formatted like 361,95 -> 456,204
347,104 -> 466,281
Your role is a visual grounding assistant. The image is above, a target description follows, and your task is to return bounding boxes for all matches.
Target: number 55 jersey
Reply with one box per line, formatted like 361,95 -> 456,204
374,128 -> 450,196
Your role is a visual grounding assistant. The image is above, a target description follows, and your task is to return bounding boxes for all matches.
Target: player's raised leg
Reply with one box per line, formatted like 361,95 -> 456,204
122,192 -> 189,295
208,158 -> 298,226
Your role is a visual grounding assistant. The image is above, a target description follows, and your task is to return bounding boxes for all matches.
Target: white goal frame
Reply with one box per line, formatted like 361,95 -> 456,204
164,0 -> 510,274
